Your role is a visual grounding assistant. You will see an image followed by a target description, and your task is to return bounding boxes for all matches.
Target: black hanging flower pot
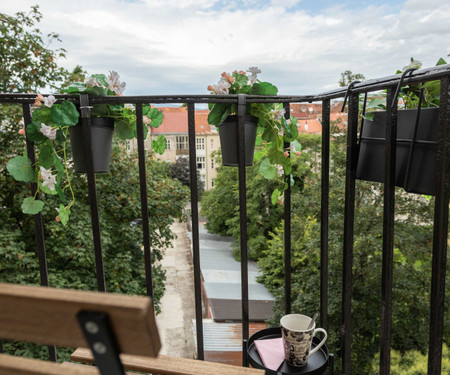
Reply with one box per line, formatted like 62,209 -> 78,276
356,107 -> 439,195
218,115 -> 258,166
69,117 -> 114,173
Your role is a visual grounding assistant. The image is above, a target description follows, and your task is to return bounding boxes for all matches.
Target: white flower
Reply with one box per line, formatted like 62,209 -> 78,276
40,123 -> 57,140
86,77 -> 103,87
43,95 -> 57,108
277,165 -> 283,176
105,70 -> 126,95
124,103 -> 135,110
247,66 -> 261,75
270,108 -> 286,120
40,166 -> 57,191
143,115 -> 152,125
247,66 -> 261,85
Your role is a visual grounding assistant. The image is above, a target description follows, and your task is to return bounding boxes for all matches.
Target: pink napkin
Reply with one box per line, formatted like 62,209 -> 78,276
254,337 -> 285,371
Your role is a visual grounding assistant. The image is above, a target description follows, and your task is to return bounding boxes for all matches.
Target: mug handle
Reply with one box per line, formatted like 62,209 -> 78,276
309,328 -> 327,356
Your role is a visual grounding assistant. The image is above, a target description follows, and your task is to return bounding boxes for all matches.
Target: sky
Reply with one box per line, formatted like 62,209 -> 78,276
2,0 -> 449,96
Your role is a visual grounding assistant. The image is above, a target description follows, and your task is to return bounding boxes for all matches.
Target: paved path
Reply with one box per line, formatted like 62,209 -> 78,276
156,220 -> 196,358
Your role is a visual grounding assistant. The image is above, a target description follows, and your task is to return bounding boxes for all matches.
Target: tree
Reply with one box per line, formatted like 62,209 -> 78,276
0,5 -> 68,93
169,156 -> 204,198
339,70 -> 366,87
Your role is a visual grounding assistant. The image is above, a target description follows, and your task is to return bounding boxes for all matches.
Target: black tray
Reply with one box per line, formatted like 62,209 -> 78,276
247,327 -> 329,375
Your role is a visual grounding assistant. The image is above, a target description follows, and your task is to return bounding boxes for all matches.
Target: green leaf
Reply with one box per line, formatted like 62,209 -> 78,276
38,143 -> 55,169
21,197 -> 44,215
208,104 -> 230,126
147,108 -> 164,128
252,82 -> 278,96
254,150 -> 265,161
40,182 -> 57,195
26,121 -> 47,144
91,74 -> 107,86
85,86 -> 108,96
51,101 -> 79,126
7,156 -> 35,182
58,205 -> 70,226
436,58 -> 447,66
255,135 -> 264,146
61,82 -> 86,94
268,147 -> 286,165
259,158 -> 278,180
115,119 -> 135,140
271,189 -> 281,205
292,140 -> 302,153
91,104 -> 110,117
152,135 -> 167,155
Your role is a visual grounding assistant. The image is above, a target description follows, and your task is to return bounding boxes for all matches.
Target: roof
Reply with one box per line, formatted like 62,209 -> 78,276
149,107 -> 216,135
297,118 -> 322,134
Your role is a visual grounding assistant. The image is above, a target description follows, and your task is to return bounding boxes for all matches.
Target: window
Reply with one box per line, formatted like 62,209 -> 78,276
196,138 -> 205,150
176,136 -> 188,150
199,175 -> 206,190
211,178 -> 215,188
210,139 -> 214,150
166,139 -> 171,150
196,157 -> 205,170
211,158 -> 214,169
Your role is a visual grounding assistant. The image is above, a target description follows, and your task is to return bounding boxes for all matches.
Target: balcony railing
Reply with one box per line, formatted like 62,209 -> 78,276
0,63 -> 449,374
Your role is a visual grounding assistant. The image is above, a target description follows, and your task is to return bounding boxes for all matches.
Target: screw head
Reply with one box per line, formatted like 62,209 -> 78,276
85,321 -> 99,335
93,342 -> 107,355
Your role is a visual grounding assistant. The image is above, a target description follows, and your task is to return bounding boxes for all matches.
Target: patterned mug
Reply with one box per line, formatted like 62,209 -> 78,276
280,314 -> 327,367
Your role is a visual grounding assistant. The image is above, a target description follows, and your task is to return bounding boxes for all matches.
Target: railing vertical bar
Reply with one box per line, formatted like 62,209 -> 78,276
237,94 -> 249,366
342,92 -> 359,374
283,102 -> 292,315
135,103 -> 154,301
79,94 -> 106,292
320,99 -> 330,331
187,102 -> 204,360
22,103 -> 57,362
379,88 -> 397,375
427,76 -> 450,375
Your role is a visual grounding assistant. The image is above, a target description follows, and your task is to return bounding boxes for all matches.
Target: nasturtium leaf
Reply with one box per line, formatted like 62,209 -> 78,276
26,121 -> 47,144
91,104 -> 110,117
252,82 -> 278,96
268,148 -> 286,165
271,189 -> 281,205
259,158 -> 277,180
234,73 -> 248,87
58,204 -> 70,226
21,197 -> 44,215
38,143 -> 55,169
51,101 -> 79,126
261,126 -> 276,142
147,108 -> 164,128
115,119 -> 135,140
255,135 -> 264,146
208,104 -> 230,126
7,156 -> 35,182
85,86 -> 108,96
254,150 -> 265,161
40,181 -> 57,195
152,135 -> 167,155
55,128 -> 66,142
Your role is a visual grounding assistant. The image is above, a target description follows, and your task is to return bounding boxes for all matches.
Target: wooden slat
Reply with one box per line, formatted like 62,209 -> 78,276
71,348 -> 265,375
0,354 -> 99,375
0,283 -> 160,357
62,361 -> 136,374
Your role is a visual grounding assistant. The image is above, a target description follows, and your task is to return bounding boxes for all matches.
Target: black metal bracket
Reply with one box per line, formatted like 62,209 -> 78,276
77,310 -> 125,375
341,81 -> 361,112
391,68 -> 417,109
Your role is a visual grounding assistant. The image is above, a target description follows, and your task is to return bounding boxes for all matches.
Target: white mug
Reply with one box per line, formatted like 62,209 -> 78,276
280,314 -> 327,367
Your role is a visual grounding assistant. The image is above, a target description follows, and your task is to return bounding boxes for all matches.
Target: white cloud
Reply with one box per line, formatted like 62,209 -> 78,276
1,0 -> 449,95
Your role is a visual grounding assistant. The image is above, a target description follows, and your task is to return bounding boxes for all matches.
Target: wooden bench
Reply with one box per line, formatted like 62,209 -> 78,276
0,283 -> 264,375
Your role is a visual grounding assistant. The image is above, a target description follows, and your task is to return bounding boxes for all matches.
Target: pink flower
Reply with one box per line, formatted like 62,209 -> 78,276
40,123 -> 57,140
221,72 -> 235,84
278,195 -> 284,205
40,166 -> 57,191
284,151 -> 289,157
105,70 -> 126,95
18,127 -> 25,135
34,94 -> 44,107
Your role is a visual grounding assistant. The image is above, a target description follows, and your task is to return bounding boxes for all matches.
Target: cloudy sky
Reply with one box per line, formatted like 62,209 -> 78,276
2,0 -> 449,96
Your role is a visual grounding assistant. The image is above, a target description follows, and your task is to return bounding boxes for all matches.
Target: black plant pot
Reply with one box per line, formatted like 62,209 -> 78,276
356,107 -> 439,195
218,115 -> 258,166
69,117 -> 114,173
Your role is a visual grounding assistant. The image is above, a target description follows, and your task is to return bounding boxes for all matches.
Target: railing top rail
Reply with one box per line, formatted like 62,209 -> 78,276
1,63 -> 449,104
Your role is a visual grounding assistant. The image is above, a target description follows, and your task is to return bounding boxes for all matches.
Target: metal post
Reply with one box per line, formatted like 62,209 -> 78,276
379,88 -> 397,375
427,76 -> 450,375
135,103 -> 154,301
187,102 -> 204,360
342,92 -> 359,374
79,94 -> 106,292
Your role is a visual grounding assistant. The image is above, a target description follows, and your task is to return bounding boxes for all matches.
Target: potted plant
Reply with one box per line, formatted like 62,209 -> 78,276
207,67 -> 301,203
6,71 -> 166,224
356,57 -> 446,195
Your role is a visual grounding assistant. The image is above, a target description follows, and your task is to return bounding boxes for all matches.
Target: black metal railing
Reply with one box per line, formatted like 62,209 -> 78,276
0,62 -> 449,374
